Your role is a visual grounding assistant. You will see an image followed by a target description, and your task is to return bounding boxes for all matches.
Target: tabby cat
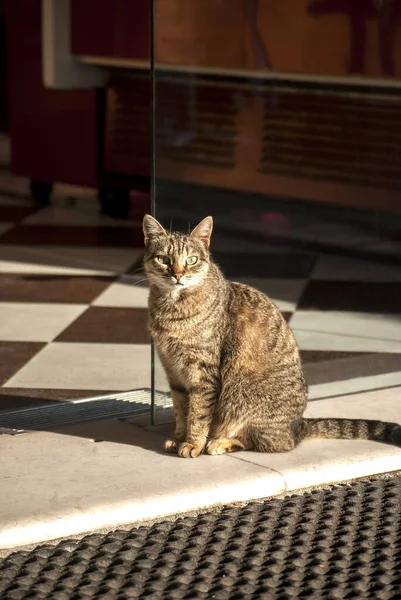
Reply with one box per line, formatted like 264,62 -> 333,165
143,214 -> 401,458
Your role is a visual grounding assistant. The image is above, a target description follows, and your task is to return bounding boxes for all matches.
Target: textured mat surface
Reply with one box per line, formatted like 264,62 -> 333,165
1,476 -> 401,599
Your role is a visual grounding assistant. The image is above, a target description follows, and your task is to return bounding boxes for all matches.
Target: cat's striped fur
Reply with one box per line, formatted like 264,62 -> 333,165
143,214 -> 401,458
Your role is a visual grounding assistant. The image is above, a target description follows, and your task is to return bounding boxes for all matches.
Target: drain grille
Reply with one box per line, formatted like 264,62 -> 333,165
1,475 -> 401,599
0,389 -> 172,433
157,84 -> 238,169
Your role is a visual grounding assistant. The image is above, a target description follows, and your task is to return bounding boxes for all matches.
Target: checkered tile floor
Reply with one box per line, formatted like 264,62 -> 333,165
0,155 -> 401,412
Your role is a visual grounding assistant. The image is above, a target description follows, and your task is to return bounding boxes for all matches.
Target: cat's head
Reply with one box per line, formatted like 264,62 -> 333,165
143,215 -> 213,291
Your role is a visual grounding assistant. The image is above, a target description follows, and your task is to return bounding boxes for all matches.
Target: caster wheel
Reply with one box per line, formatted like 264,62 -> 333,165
30,180 -> 53,205
98,189 -> 113,215
98,188 -> 130,219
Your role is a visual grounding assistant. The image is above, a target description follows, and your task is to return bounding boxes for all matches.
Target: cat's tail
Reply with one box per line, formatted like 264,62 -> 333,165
303,418 -> 401,447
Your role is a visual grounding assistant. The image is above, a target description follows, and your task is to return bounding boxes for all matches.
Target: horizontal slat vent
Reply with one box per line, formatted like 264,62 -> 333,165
156,84 -> 238,168
106,80 -> 238,173
107,81 -> 151,166
260,90 -> 401,189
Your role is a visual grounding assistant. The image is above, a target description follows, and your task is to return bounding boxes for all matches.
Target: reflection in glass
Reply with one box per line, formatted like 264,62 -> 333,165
151,0 -> 401,424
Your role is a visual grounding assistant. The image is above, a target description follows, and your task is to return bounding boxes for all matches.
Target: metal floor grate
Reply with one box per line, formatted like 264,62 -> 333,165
0,389 -> 173,433
1,475 -> 401,599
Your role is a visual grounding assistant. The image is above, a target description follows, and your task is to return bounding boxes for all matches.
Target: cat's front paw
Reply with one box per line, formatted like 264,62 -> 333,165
164,439 -> 177,453
178,442 -> 203,458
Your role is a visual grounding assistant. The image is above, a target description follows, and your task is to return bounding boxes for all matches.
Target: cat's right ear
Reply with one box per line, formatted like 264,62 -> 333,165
190,216 -> 213,249
142,215 -> 166,246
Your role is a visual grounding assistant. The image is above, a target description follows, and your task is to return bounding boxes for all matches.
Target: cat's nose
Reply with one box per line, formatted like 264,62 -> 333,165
173,273 -> 183,282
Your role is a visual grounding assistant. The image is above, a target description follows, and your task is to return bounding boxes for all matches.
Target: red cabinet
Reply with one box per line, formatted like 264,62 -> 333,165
71,0 -> 150,61
6,0 -> 98,187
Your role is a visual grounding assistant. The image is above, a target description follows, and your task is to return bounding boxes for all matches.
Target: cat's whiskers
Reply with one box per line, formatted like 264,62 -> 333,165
121,276 -> 149,287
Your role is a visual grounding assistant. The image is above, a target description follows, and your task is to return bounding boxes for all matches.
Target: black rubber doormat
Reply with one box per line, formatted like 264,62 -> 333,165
1,476 -> 401,600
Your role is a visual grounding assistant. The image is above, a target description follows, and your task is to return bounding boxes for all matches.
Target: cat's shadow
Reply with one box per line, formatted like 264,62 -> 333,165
50,417 -> 176,456
43,417 -> 174,456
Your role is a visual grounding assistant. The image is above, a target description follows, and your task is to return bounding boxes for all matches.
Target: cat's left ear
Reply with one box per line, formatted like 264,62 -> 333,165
190,216 -> 213,249
143,215 -> 167,245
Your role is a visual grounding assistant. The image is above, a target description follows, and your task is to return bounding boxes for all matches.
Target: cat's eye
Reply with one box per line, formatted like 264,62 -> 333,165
156,255 -> 170,265
186,256 -> 198,265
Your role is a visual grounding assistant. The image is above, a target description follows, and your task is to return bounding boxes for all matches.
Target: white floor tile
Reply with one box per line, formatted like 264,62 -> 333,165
93,279 -> 149,308
311,255 -> 401,282
235,278 -> 306,311
232,386 -> 401,491
309,371 -> 401,400
0,424 -> 283,549
293,328 -> 401,352
307,385 -> 401,420
0,259 -> 112,276
0,303 -> 87,343
0,245 -> 140,275
5,342 -> 152,390
291,310 -> 401,346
